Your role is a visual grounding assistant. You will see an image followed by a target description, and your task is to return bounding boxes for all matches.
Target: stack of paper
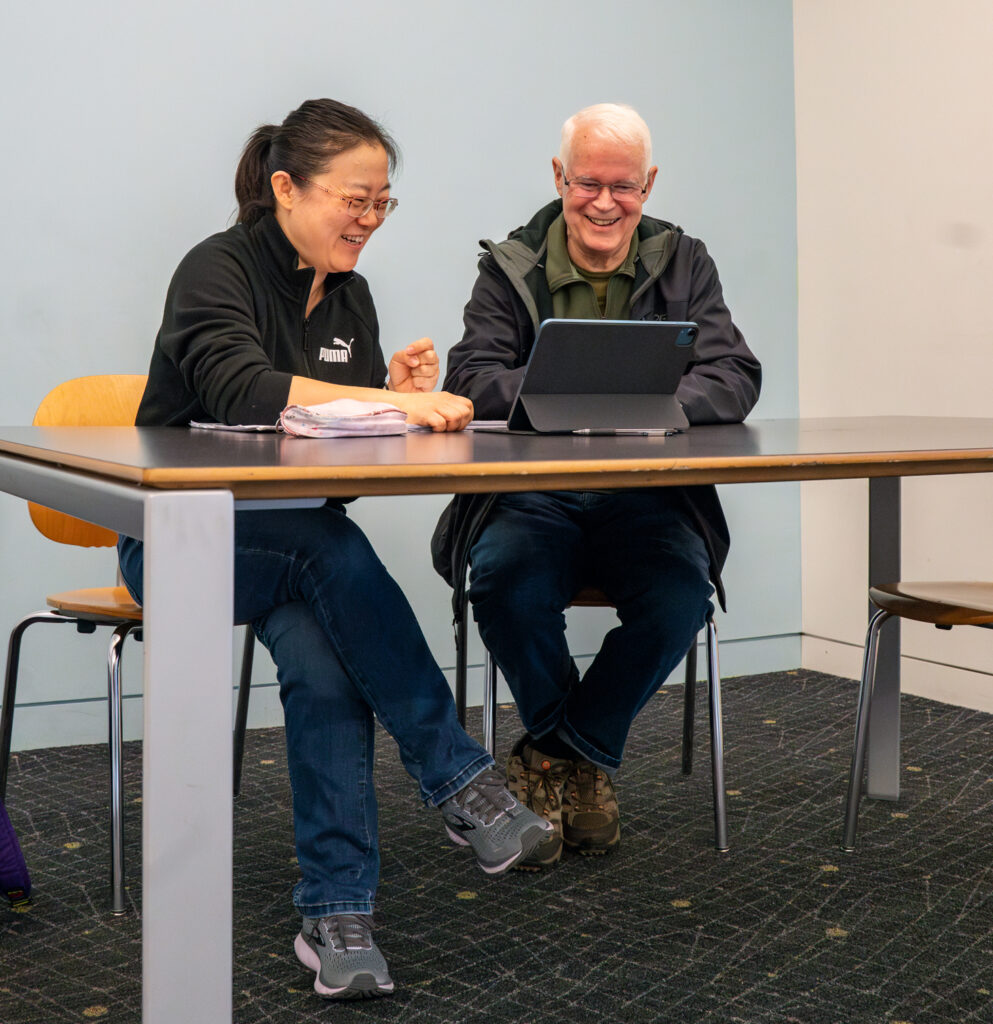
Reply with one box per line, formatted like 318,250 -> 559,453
279,398 -> 407,438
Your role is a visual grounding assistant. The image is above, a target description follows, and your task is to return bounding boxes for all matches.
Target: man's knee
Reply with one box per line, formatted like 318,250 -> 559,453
614,565 -> 712,640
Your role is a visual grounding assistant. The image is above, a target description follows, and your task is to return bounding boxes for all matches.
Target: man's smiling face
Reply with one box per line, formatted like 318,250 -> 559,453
553,132 -> 656,273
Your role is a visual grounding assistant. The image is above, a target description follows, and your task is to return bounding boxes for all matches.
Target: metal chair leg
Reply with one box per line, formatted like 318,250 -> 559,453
1,612 -> 76,799
107,621 -> 140,916
455,593 -> 469,727
842,608 -> 892,853
482,649 -> 498,756
232,626 -> 255,798
705,614 -> 729,852
681,635 -> 698,775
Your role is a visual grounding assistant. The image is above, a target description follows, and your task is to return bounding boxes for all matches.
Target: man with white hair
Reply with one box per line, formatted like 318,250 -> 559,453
433,103 -> 761,869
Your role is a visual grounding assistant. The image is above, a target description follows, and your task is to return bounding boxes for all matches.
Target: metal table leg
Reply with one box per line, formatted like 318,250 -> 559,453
866,476 -> 901,800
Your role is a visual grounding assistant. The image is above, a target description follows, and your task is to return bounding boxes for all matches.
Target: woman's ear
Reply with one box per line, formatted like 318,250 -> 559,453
270,170 -> 295,211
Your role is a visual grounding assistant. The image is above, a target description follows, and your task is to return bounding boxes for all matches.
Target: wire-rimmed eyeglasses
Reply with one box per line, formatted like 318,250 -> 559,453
290,173 -> 399,220
562,174 -> 648,202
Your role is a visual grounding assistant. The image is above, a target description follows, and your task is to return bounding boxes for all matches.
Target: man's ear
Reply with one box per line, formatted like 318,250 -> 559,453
643,165 -> 659,200
552,157 -> 566,197
270,170 -> 295,211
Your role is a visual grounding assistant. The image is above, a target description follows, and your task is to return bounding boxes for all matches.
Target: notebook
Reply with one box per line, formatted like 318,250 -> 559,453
504,318 -> 698,433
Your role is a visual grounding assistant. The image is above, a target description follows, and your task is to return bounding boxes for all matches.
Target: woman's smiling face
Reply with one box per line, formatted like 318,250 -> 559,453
275,142 -> 391,276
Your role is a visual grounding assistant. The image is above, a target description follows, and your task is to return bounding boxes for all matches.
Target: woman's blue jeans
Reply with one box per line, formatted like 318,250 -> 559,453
468,489 -> 714,773
118,503 -> 491,917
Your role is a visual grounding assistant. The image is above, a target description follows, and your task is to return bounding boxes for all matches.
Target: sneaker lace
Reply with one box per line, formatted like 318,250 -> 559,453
454,768 -> 515,825
323,913 -> 375,952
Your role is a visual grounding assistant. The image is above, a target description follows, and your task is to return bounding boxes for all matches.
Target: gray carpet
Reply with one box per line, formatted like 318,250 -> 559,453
2,669 -> 993,1023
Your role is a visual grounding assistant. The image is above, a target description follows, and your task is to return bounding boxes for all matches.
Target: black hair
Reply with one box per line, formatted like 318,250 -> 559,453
234,98 -> 399,226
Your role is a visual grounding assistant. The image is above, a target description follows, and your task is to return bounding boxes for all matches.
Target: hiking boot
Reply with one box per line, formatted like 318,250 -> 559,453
562,760 -> 620,855
295,914 -> 394,999
505,737 -> 572,869
441,767 -> 554,874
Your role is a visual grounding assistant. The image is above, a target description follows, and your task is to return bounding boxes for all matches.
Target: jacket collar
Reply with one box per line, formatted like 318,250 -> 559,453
544,212 -> 638,293
251,212 -> 354,305
485,198 -> 681,281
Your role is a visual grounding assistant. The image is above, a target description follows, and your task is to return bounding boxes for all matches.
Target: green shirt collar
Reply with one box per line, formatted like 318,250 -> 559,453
544,213 -> 639,292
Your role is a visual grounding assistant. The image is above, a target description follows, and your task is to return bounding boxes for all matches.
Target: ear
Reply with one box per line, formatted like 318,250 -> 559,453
270,170 -> 296,211
642,165 -> 659,201
552,157 -> 566,197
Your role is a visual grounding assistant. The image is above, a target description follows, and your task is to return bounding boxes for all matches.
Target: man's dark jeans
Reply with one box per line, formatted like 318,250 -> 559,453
468,489 -> 713,772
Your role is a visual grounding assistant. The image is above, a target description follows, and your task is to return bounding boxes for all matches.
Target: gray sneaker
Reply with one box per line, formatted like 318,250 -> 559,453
441,767 -> 555,874
294,914 -> 394,999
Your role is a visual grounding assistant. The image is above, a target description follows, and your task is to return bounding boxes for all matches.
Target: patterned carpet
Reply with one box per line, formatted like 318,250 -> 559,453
2,669 -> 993,1024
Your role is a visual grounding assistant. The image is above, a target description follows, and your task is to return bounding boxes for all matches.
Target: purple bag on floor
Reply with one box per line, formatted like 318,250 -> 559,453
0,799 -> 31,909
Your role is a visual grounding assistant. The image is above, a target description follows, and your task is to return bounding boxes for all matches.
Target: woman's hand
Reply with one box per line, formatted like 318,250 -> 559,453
388,337 -> 440,393
390,390 -> 473,431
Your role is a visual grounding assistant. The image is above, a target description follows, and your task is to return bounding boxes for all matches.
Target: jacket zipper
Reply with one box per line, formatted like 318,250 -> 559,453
302,315 -> 315,378
300,276 -> 352,379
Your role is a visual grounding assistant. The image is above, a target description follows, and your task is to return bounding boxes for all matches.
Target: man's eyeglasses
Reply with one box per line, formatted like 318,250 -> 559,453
562,174 -> 648,202
290,173 -> 399,219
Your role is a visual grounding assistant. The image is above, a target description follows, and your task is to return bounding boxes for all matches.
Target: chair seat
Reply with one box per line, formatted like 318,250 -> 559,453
569,587 -> 609,607
870,582 -> 993,626
46,586 -> 143,622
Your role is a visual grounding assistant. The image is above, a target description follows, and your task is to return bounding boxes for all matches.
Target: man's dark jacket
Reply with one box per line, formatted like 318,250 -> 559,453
431,200 -> 762,618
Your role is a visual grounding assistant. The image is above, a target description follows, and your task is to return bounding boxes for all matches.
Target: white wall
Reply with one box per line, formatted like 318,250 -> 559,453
0,0 -> 799,749
795,0 -> 993,709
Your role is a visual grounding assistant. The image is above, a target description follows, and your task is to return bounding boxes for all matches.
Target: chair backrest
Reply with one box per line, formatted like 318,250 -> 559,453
29,375 -> 148,547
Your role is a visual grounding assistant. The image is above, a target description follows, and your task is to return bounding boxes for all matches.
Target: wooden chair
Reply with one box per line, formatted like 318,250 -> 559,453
842,581 -> 993,851
0,375 -> 256,914
455,587 -> 728,852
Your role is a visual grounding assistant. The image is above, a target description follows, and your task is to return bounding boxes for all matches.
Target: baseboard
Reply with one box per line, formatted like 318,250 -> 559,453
446,633 -> 802,711
5,683 -> 286,753
5,634 -> 804,752
801,635 -> 993,713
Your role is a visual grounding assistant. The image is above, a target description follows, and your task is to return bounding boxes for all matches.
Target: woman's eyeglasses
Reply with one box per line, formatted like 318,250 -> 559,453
290,173 -> 398,219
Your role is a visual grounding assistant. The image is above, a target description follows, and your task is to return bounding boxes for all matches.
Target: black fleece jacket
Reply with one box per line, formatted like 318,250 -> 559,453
433,200 -> 761,615
137,213 -> 387,426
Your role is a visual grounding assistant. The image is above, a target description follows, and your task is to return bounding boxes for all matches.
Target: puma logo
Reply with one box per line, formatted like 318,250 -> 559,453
319,337 -> 354,363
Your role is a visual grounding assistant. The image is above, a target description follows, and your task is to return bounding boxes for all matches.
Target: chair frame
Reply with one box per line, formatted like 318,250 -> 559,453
842,585 -> 993,852
0,375 -> 258,915
454,592 -> 728,852
0,615 -> 256,914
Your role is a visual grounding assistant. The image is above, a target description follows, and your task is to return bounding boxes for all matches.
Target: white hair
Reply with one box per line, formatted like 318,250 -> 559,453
559,103 -> 653,173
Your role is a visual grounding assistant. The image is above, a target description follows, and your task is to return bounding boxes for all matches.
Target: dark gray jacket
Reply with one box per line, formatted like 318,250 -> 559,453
432,200 -> 761,616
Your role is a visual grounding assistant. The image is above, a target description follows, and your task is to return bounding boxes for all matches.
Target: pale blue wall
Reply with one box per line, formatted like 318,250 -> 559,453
0,0 -> 798,746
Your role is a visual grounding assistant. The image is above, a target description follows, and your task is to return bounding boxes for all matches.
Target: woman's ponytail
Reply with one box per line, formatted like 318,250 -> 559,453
234,124 -> 278,226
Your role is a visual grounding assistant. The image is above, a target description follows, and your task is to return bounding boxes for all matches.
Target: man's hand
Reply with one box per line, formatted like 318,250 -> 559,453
388,338 -> 440,393
391,390 -> 473,431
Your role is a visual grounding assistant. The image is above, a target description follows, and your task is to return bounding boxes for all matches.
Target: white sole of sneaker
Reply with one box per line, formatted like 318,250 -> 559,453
294,933 -> 395,998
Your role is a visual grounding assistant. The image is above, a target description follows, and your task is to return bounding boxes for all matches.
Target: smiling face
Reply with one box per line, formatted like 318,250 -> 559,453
272,142 -> 391,278
553,131 -> 657,273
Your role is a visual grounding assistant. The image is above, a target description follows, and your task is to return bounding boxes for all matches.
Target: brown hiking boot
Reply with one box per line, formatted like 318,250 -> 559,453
505,737 -> 572,869
562,760 -> 620,855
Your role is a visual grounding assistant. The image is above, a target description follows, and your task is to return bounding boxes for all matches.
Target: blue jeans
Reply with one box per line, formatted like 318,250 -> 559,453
468,490 -> 713,773
118,503 -> 491,917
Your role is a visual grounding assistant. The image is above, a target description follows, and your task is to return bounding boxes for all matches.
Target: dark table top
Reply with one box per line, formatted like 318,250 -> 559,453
2,416 -> 993,498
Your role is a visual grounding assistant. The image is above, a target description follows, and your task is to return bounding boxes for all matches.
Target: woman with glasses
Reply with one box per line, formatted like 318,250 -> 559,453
117,98 -> 550,1000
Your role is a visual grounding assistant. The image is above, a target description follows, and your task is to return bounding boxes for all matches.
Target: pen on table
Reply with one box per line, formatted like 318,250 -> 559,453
571,428 -> 673,436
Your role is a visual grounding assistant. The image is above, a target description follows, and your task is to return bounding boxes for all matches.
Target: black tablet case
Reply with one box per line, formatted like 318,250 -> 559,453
506,319 -> 697,432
